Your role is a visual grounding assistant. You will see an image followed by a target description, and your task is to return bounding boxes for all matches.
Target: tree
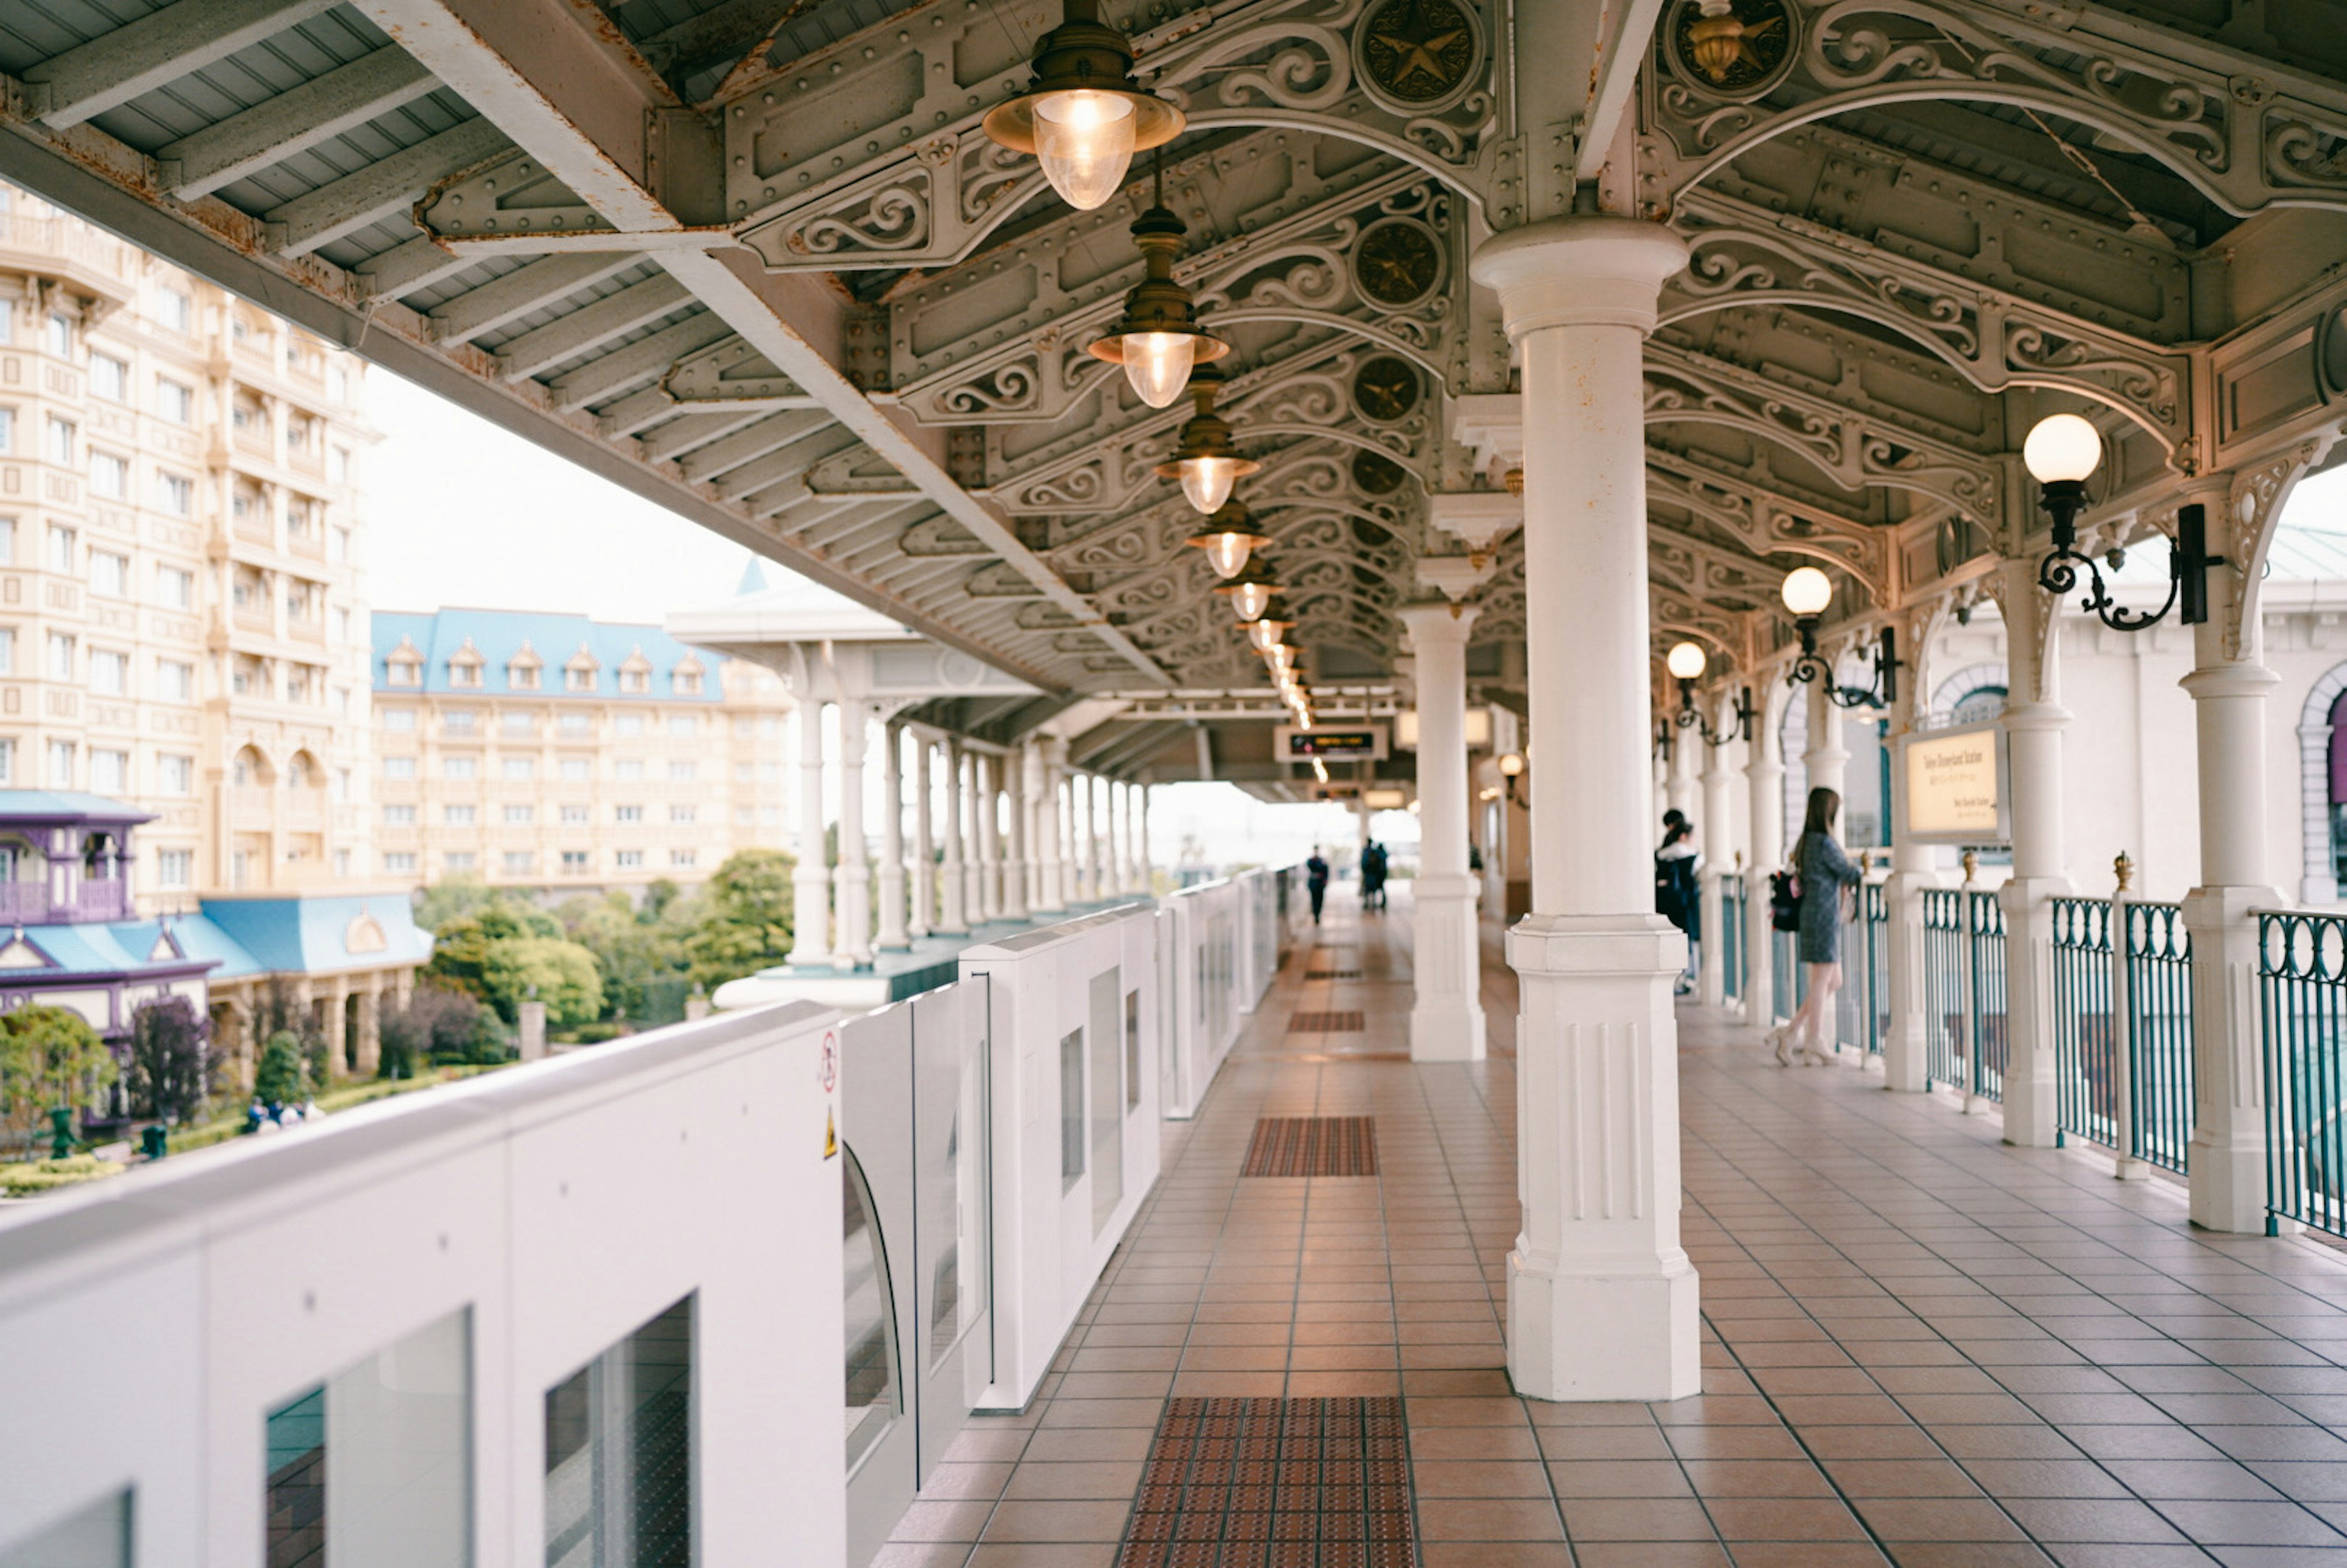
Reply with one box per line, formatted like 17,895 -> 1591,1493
0,1005 -> 116,1143
379,986 -> 503,1073
425,896 -> 568,1012
125,996 -> 219,1123
414,874 -> 493,933
254,978 -> 329,1086
481,936 -> 604,1028
684,848 -> 796,994
254,1030 -> 306,1106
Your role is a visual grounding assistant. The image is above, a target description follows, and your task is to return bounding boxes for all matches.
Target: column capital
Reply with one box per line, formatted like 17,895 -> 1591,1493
2181,659 -> 2280,700
1469,217 -> 1689,339
1397,599 -> 1482,644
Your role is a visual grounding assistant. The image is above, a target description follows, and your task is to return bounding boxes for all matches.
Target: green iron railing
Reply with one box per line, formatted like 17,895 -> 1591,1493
2258,910 -> 2347,1239
2051,896 -> 2117,1149
2125,900 -> 2194,1175
1967,888 -> 2008,1104
1921,887 -> 1966,1090
1721,873 -> 1745,1004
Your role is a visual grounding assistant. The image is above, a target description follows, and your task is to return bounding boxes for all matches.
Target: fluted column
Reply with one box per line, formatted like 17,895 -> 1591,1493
938,739 -> 969,934
1697,718 -> 1733,1007
1996,555 -> 2070,1148
961,751 -> 986,924
1746,694 -> 1785,1024
1802,679 -> 1850,803
1400,601 -> 1485,1063
908,735 -> 934,941
1473,216 -> 1699,1401
1881,624 -> 1935,1093
787,691 -> 831,966
1004,743 -> 1030,922
834,705 -> 873,968
876,720 -> 910,950
975,753 -> 1004,924
1035,740 -> 1067,915
1137,783 -> 1153,895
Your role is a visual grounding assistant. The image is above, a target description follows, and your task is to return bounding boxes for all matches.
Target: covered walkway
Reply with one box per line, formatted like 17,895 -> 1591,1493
885,887 -> 2347,1567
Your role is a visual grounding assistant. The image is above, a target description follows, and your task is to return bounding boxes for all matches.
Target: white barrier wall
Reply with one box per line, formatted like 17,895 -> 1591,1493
0,1001 -> 846,1568
1159,877 -> 1246,1120
960,903 -> 1161,1410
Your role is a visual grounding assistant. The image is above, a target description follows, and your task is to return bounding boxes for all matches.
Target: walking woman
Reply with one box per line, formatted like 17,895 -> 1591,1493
1769,787 -> 1862,1067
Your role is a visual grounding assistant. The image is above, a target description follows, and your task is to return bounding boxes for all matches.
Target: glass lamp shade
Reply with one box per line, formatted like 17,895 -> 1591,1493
1264,644 -> 1298,673
1666,640 -> 1707,681
1497,751 -> 1526,778
1224,580 -> 1276,621
1245,618 -> 1292,653
1780,566 -> 1834,618
1199,530 -> 1254,578
1032,89 -> 1136,211
1179,455 -> 1243,514
2023,412 -> 2103,485
1120,331 -> 1197,408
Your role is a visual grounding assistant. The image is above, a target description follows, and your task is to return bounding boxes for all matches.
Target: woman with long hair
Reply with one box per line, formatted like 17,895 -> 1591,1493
1769,787 -> 1862,1067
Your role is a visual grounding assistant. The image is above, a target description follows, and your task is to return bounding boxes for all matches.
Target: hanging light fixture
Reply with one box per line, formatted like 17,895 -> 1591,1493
1245,617 -> 1293,653
1263,642 -> 1299,675
1214,563 -> 1279,622
979,0 -> 1185,212
1088,155 -> 1227,408
1185,497 -> 1272,581
1154,362 -> 1259,513
1781,568 -> 1898,708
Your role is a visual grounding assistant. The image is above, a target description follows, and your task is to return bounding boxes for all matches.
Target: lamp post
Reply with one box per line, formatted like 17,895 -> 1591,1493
1497,749 -> 1526,807
1664,642 -> 1752,744
2027,412 -> 2225,630
1780,568 -> 1898,709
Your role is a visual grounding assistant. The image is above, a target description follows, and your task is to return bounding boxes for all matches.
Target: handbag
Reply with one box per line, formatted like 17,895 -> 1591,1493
1768,869 -> 1804,932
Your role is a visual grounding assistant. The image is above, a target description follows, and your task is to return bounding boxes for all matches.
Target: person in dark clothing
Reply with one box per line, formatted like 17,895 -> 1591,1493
1768,787 -> 1862,1068
1361,840 -> 1388,910
1655,815 -> 1701,995
1306,849 -> 1329,923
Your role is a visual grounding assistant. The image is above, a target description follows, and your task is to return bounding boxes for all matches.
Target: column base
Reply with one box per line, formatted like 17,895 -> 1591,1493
1409,873 -> 1486,1063
1998,874 -> 2068,1149
1507,1247 -> 1702,1402
2184,882 -> 2279,1233
1408,1000 -> 1485,1063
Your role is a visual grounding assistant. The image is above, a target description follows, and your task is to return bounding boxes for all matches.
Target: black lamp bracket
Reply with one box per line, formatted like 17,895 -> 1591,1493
1788,623 -> 1899,709
1676,681 -> 1756,746
2037,496 -> 2224,632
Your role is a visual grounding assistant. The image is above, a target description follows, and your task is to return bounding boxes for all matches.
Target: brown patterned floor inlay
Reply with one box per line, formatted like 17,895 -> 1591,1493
1285,1011 -> 1364,1033
1117,1396 -> 1414,1568
1240,1116 -> 1378,1178
1302,969 -> 1361,980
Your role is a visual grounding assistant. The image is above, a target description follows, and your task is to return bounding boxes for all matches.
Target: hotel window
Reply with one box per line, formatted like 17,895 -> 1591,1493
46,631 -> 73,679
156,471 -> 193,516
502,710 -> 535,737
0,738 -> 15,785
46,524 -> 73,573
157,848 -> 193,888
384,804 -> 416,826
0,628 -> 14,675
0,518 -> 14,563
449,659 -> 482,688
444,852 -> 476,872
614,713 -> 644,738
156,377 -> 193,423
89,450 -> 128,499
330,444 -> 351,483
45,740 -> 72,787
674,670 -> 703,695
733,717 -> 753,738
383,708 -> 417,731
155,563 -> 192,608
615,760 -> 644,781
619,669 -> 648,694
0,408 -> 15,454
383,757 -> 417,780
45,313 -> 72,359
560,804 -> 589,825
503,758 -> 534,781
735,763 -> 753,782
89,648 -> 128,695
509,662 -> 540,690
565,664 -> 595,692
45,417 -> 73,464
559,757 -> 590,780
615,805 -> 643,824
669,849 -> 697,869
156,289 -> 191,334
331,526 -> 350,563
89,749 -> 127,793
89,353 -> 127,401
384,851 -> 417,874
615,849 -> 644,869
444,757 -> 476,780
444,709 -> 476,734
333,849 -> 350,879
156,659 -> 192,701
387,657 -> 421,687
89,551 -> 127,598
444,805 -> 476,826
669,804 -> 696,824
503,852 -> 534,875
561,850 -> 590,874
504,804 -> 534,825
667,714 -> 697,737
668,760 -> 696,782
559,711 -> 590,736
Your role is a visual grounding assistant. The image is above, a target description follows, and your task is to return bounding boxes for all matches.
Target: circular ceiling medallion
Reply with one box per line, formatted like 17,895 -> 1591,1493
1351,449 -> 1408,494
1351,356 -> 1420,423
1663,0 -> 1798,103
1352,219 -> 1442,308
1355,0 -> 1485,115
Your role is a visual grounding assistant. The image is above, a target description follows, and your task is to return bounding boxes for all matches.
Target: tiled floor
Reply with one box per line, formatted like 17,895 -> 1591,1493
879,887 -> 2347,1567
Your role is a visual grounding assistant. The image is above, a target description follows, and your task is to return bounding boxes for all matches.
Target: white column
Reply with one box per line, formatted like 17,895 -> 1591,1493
1400,603 -> 1486,1062
1697,717 -> 1733,1008
975,753 -> 1003,924
1996,555 -> 2070,1148
1003,744 -> 1030,921
1035,742 -> 1067,914
1090,774 -> 1112,899
938,739 -> 968,934
876,720 -> 909,950
834,704 -> 872,968
2183,542 -> 2283,1231
1881,626 -> 1934,1093
1109,780 -> 1131,896
787,691 -> 831,966
1070,772 -> 1093,904
961,751 -> 986,923
1137,783 -> 1153,895
1802,679 -> 1850,802
908,735 -> 934,942
1666,718 -> 1698,823
1472,217 -> 1699,1401
1746,693 -> 1785,1024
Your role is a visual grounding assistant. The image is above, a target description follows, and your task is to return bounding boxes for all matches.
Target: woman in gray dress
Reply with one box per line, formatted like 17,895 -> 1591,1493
1769,787 -> 1863,1067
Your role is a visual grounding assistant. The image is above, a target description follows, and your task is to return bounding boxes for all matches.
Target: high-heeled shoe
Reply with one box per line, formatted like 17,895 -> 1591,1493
1802,1043 -> 1834,1066
1767,1027 -> 1794,1067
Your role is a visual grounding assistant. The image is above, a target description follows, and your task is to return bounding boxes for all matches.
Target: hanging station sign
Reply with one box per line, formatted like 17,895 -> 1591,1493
1898,722 -> 2008,844
1274,724 -> 1387,761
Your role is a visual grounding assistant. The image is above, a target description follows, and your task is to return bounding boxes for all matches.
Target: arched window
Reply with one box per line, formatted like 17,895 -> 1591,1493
2329,689 -> 2347,887
1948,684 -> 2007,727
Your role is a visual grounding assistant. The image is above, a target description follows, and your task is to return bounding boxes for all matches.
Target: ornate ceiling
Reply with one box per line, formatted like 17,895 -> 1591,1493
2,0 -> 2345,787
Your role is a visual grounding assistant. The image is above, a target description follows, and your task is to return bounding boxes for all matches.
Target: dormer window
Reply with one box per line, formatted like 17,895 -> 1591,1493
564,642 -> 599,693
448,636 -> 484,690
673,654 -> 705,697
507,640 -> 543,691
618,647 -> 652,695
388,658 -> 421,687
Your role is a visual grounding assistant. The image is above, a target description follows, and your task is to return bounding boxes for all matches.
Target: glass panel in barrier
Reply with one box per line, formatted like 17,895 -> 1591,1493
545,1297 -> 691,1567
0,1490 -> 130,1568
1091,968 -> 1124,1233
1125,989 -> 1141,1112
836,1170 -> 896,1476
1060,1028 -> 1086,1191
914,994 -> 966,1368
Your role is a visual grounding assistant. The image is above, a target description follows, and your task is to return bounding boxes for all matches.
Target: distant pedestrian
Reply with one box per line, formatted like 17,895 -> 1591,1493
1656,813 -> 1702,995
1361,840 -> 1389,911
1306,849 -> 1330,923
1768,788 -> 1862,1068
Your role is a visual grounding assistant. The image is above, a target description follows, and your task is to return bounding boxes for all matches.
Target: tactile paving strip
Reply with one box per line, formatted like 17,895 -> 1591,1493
1286,1011 -> 1365,1033
1241,1116 -> 1378,1178
1116,1396 -> 1414,1568
1303,969 -> 1362,981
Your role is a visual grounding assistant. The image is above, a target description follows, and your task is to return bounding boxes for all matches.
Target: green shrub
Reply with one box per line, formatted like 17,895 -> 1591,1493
2,1154 -> 124,1196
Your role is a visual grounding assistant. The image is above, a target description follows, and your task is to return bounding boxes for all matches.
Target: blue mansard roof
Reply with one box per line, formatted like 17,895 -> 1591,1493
372,608 -> 725,702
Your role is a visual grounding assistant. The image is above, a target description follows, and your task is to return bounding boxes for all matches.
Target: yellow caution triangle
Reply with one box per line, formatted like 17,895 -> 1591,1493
823,1107 -> 838,1160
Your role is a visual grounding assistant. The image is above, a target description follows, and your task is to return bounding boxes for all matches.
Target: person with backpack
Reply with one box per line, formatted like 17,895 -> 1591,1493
1654,812 -> 1701,996
1769,787 -> 1863,1066
1306,848 -> 1329,923
1361,840 -> 1388,911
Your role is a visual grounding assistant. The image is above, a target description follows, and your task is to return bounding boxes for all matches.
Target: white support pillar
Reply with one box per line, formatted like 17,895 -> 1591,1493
834,704 -> 873,969
1996,555 -> 2070,1148
1472,218 -> 1699,1402
1746,692 -> 1785,1024
2183,545 -> 2283,1232
1070,772 -> 1092,904
787,689 -> 831,966
876,720 -> 910,950
1697,717 -> 1733,1008
961,751 -> 986,925
908,735 -> 934,942
1666,716 -> 1698,824
1109,780 -> 1131,896
1802,679 -> 1850,802
1090,774 -> 1112,899
1035,741 -> 1067,915
975,753 -> 1004,925
1003,744 -> 1030,923
1137,783 -> 1153,894
1881,621 -> 1934,1093
938,739 -> 969,935
1400,602 -> 1486,1063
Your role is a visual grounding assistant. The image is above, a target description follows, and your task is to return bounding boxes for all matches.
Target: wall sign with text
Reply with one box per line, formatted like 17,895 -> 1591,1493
1898,723 -> 2009,844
